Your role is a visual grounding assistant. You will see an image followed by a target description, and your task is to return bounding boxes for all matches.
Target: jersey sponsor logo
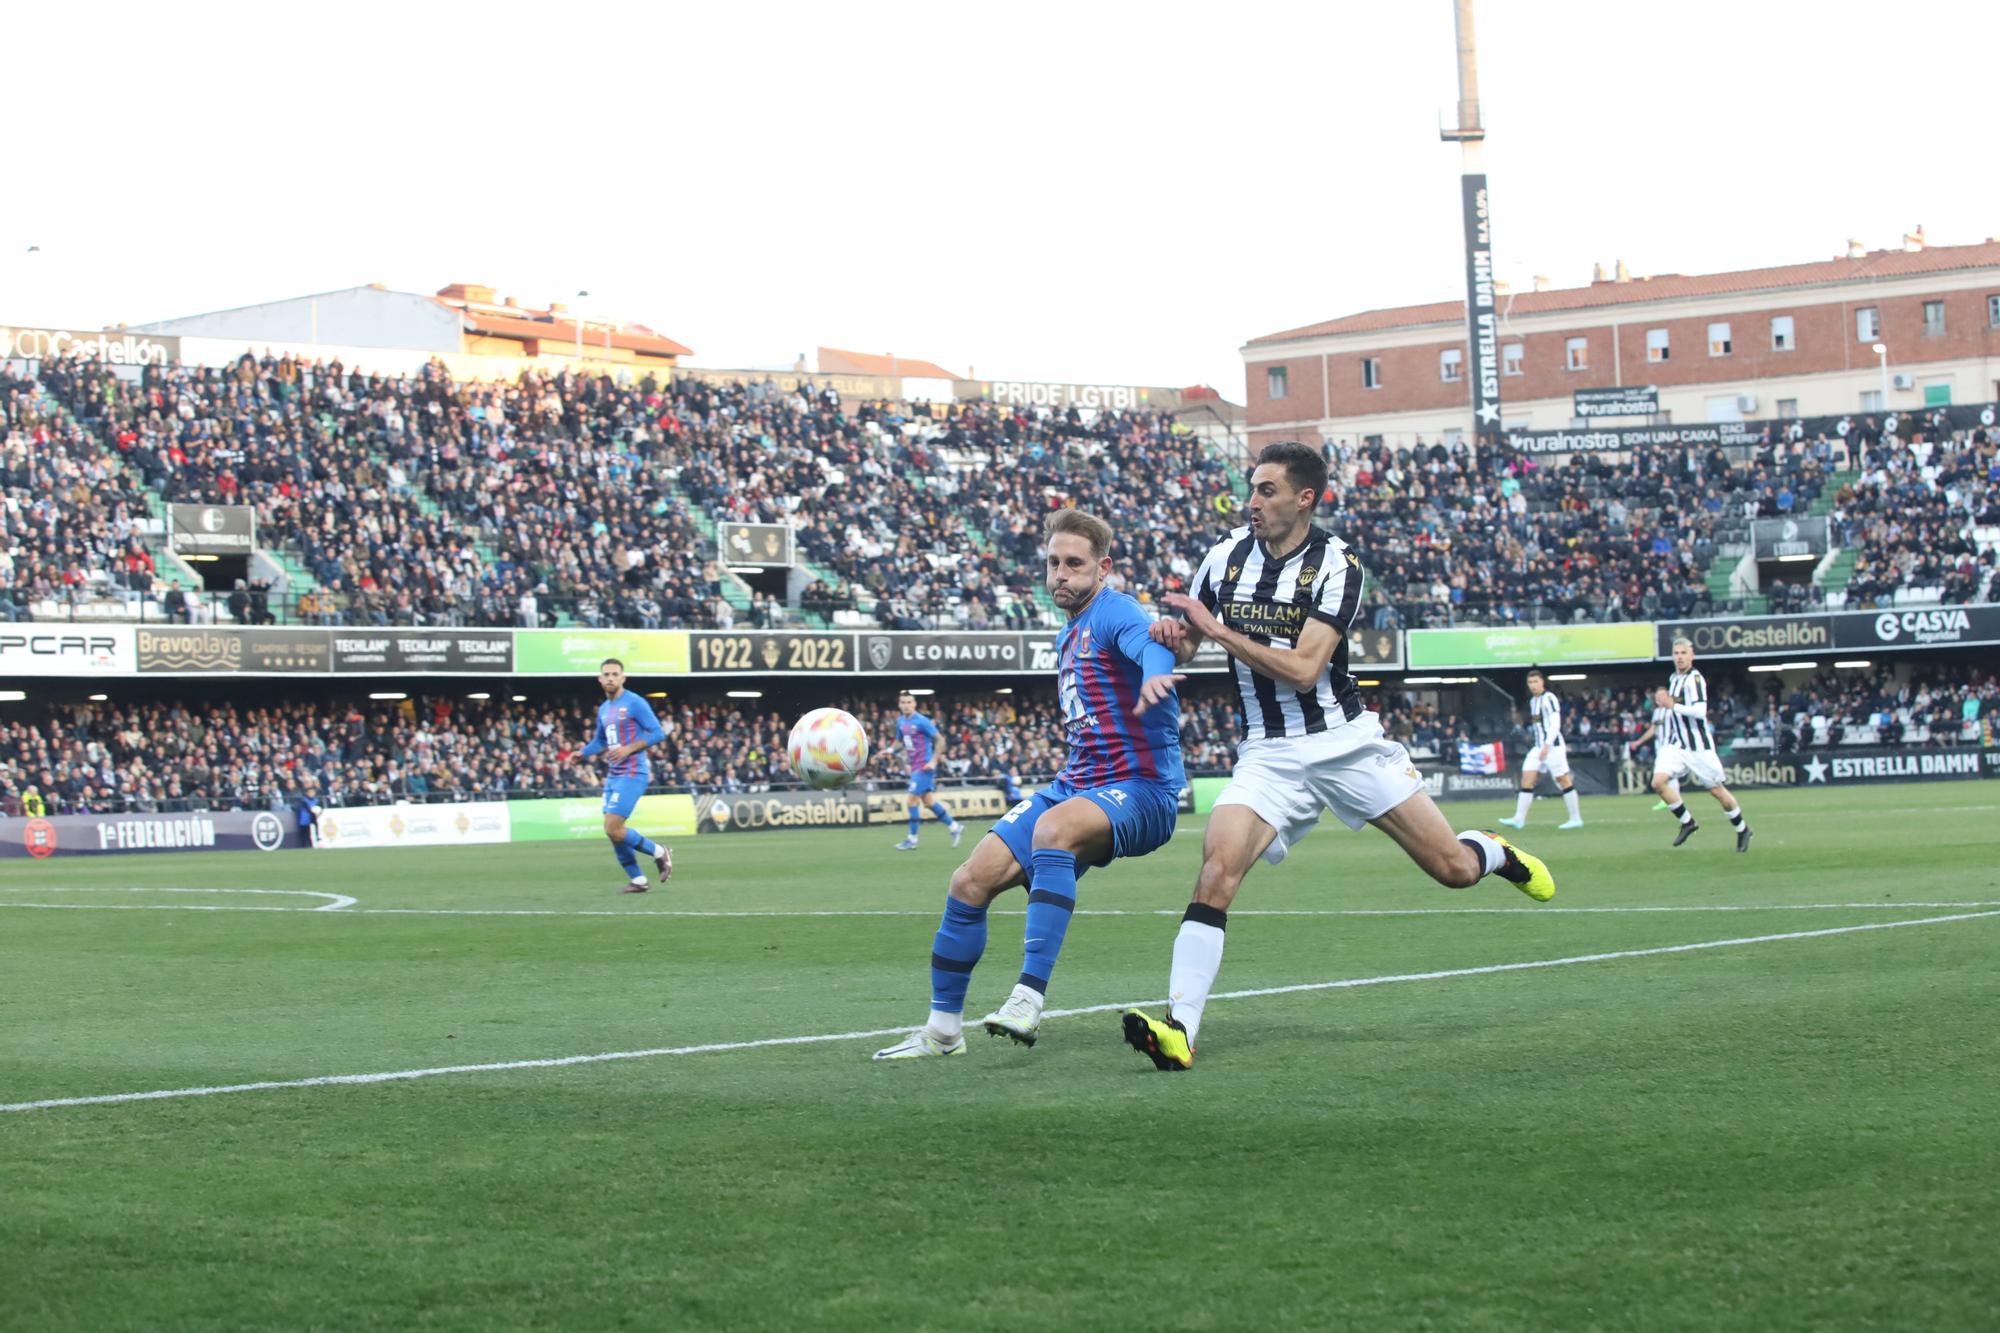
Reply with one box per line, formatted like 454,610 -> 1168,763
1222,600 -> 1307,634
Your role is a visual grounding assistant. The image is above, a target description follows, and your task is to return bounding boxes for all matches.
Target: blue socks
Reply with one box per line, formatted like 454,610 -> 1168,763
908,807 -> 921,838
613,827 -> 657,877
612,840 -> 640,876
620,827 -> 660,858
930,896 -> 988,1015
1019,848 -> 1078,995
928,801 -> 957,829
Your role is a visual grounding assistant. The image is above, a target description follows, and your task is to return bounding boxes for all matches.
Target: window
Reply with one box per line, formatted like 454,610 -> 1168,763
1564,337 -> 1588,371
1266,365 -> 1288,400
1860,389 -> 1884,411
1922,300 -> 1945,336
1645,328 -> 1670,363
1770,315 -> 1794,351
1989,294 -> 2000,329
1438,348 -> 1462,382
1707,322 -> 1732,357
1501,343 -> 1524,376
1776,398 -> 1799,420
1362,358 -> 1382,389
1856,306 -> 1879,341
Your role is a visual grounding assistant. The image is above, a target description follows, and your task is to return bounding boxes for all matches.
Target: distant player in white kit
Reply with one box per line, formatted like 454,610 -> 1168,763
1627,636 -> 1753,851
1499,666 -> 1584,831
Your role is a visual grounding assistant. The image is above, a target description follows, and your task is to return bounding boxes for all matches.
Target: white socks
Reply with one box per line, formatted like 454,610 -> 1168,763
929,1009 -> 963,1038
1562,788 -> 1582,822
1512,791 -> 1533,822
1168,918 -> 1227,1043
1456,829 -> 1507,876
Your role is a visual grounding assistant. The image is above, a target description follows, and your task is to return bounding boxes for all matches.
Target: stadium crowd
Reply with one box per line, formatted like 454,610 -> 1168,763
1327,431 -> 1836,628
1831,426 -> 2000,607
7,350 -> 1997,634
1747,663 -> 1998,750
0,686 -> 1249,818
0,365 -> 159,622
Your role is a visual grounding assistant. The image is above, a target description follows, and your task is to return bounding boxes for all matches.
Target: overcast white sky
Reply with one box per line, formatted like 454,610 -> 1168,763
4,1 -> 1996,394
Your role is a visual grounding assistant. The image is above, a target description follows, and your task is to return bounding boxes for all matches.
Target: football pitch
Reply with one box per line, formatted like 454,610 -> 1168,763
5,785 -> 1998,1330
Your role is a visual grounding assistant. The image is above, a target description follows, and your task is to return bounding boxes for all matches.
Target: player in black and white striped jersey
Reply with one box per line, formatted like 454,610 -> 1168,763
1627,636 -> 1752,850
1499,667 -> 1584,830
1118,441 -> 1556,1073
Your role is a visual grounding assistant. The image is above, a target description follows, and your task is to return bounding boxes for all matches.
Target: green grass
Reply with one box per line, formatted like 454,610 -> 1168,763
5,786 -> 1999,1330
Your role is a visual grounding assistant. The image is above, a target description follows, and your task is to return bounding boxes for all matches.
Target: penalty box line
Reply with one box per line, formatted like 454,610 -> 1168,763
5,907 -> 1998,1115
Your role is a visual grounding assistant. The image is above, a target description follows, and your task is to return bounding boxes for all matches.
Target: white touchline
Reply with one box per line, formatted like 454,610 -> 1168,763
0,887 -> 356,911
5,907 -> 1997,1115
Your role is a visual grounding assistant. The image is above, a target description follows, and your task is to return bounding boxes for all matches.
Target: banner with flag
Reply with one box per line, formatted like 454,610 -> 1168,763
1458,740 -> 1506,775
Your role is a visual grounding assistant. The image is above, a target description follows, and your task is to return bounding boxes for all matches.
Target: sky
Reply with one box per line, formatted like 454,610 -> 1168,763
4,1 -> 1997,396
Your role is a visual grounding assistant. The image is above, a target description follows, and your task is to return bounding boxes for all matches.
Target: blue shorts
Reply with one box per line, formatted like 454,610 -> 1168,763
601,775 -> 648,819
989,777 -> 1179,881
908,769 -> 937,797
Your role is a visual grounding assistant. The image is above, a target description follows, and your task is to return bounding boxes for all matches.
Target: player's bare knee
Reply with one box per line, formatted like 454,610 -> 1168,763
1192,858 -> 1245,910
603,816 -> 625,841
947,860 -> 1003,908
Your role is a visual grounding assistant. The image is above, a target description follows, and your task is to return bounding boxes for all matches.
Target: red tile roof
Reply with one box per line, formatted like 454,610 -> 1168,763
817,346 -> 962,381
433,286 -> 692,358
1246,241 -> 2000,347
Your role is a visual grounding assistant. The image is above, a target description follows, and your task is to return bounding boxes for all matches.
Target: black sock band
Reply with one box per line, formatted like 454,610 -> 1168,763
1182,902 -> 1228,931
1669,803 -> 1687,819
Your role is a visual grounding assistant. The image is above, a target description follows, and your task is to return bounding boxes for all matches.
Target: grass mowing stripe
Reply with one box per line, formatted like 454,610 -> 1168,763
8,906 -> 1995,1116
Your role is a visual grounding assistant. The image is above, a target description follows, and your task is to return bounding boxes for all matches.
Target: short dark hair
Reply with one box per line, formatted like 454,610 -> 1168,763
1254,440 -> 1329,509
1526,665 -> 1545,681
600,657 -> 625,670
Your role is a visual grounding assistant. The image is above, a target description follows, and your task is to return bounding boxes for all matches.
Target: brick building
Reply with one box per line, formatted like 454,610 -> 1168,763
1241,238 -> 2000,450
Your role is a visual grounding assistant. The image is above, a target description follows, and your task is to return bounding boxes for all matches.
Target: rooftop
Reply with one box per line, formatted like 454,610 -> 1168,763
1246,239 -> 2000,347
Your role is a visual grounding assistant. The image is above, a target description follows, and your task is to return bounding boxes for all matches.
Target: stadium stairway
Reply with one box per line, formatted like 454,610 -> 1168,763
1809,470 -> 1861,602
30,384 -> 212,600
655,477 -> 764,621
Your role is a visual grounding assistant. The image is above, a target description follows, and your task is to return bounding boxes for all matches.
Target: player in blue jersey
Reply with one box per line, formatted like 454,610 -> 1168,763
572,658 -> 672,893
891,691 -> 964,850
875,508 -> 1186,1059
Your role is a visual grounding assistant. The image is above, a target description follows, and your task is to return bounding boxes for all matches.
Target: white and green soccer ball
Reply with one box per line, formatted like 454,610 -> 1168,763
787,707 -> 870,790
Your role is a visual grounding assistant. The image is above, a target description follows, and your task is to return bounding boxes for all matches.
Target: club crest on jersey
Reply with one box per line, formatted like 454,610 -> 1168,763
1297,565 -> 1317,588
1074,628 -> 1094,658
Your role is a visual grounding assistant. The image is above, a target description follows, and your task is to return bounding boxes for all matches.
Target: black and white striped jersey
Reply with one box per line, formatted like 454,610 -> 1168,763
1191,523 -> 1365,739
1529,692 -> 1564,749
1665,669 -> 1715,751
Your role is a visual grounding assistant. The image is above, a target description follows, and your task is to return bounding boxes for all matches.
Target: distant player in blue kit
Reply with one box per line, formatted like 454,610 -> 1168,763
875,508 -> 1186,1058
572,657 -> 672,893
892,691 -> 964,850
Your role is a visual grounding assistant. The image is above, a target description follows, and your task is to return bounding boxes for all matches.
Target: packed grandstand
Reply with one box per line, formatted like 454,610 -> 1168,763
6,351 -> 1997,636
3,340 -> 1999,818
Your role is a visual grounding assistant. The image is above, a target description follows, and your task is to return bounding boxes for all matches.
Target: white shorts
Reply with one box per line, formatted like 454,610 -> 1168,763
1522,744 -> 1571,780
1654,743 -> 1725,789
1214,711 -> 1426,866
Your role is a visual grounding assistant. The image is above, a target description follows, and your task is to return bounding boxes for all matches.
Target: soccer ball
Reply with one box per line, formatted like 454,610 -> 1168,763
788,707 -> 870,790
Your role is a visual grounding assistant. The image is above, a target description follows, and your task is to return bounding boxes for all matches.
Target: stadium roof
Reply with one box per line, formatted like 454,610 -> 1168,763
435,284 -> 693,358
817,346 -> 963,380
1245,239 -> 2000,347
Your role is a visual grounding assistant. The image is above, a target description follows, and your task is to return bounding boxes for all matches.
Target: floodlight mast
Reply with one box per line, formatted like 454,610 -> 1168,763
1441,0 -> 1501,452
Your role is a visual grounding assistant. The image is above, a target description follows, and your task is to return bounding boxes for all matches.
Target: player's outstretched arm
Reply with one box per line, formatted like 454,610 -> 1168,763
1149,615 -> 1203,665
1159,591 -> 1335,693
